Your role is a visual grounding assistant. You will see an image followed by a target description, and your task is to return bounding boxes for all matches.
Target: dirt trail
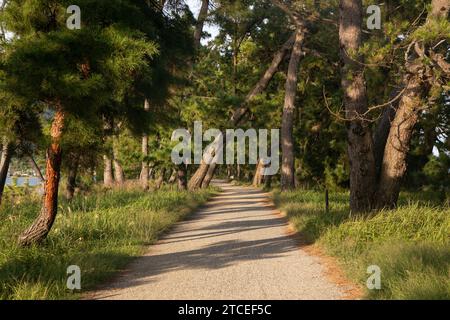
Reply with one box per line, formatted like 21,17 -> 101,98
89,181 -> 347,300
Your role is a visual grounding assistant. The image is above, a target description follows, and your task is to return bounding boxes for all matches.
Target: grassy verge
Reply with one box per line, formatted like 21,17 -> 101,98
273,190 -> 450,300
0,186 -> 216,300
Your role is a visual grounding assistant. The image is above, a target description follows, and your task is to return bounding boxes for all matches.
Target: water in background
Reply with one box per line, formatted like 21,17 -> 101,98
6,176 -> 43,187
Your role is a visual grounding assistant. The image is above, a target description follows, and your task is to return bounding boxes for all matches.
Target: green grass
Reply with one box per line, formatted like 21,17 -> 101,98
0,186 -> 215,300
273,190 -> 450,300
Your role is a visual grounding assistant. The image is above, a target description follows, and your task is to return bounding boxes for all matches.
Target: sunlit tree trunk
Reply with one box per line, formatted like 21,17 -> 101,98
253,159 -> 265,187
375,0 -> 449,209
112,135 -> 125,186
103,154 -> 114,187
339,0 -> 377,213
19,106 -> 65,246
188,160 -> 209,191
281,30 -> 305,191
141,99 -> 150,190
376,79 -> 423,208
201,163 -> 217,188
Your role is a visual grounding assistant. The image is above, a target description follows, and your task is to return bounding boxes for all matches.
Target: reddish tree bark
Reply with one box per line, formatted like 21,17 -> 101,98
0,139 -> 13,205
19,106 -> 65,246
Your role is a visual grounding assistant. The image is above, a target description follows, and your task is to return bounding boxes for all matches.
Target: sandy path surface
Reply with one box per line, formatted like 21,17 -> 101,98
89,181 -> 346,300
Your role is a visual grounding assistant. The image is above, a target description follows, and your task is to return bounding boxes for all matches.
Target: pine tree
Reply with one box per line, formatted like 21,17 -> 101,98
1,0 -> 159,245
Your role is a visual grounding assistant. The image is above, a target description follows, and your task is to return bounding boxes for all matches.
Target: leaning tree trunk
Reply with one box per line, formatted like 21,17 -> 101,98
18,106 -> 65,246
193,0 -> 210,49
231,32 -> 297,125
103,154 -> 114,187
375,78 -> 423,208
201,163 -> 217,188
188,160 -> 210,191
65,154 -> 80,201
140,99 -> 150,190
0,139 -> 13,205
375,0 -> 449,209
339,0 -> 377,213
281,30 -> 305,191
188,33 -> 298,189
252,159 -> 265,187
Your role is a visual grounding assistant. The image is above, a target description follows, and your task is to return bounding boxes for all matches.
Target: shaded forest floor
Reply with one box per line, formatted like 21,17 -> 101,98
0,186 -> 215,300
273,189 -> 450,299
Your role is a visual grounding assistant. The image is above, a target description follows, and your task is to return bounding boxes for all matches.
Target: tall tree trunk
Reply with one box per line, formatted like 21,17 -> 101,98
112,135 -> 125,186
177,164 -> 187,190
65,154 -> 79,201
281,30 -> 305,191
193,0 -> 210,48
188,33 -> 297,189
375,0 -> 449,209
103,154 -> 114,187
339,0 -> 377,213
19,106 -> 65,246
141,99 -> 150,190
0,139 -> 13,205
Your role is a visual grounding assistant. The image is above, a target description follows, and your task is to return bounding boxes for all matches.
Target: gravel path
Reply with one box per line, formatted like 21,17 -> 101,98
89,181 -> 346,300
